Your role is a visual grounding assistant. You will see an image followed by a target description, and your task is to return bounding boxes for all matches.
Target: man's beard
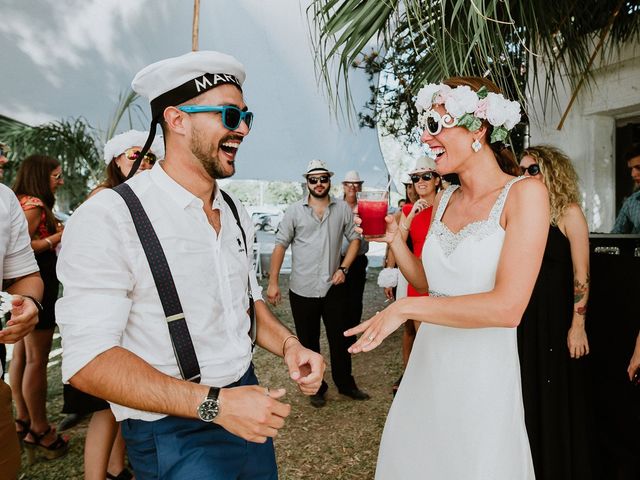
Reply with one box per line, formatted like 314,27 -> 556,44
309,185 -> 330,198
190,126 -> 234,179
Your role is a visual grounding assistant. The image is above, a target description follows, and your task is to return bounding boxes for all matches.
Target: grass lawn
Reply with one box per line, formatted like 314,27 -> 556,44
16,267 -> 401,479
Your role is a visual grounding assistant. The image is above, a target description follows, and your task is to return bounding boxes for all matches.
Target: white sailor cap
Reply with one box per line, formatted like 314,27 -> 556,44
132,51 -> 246,121
103,130 -> 164,164
127,51 -> 246,178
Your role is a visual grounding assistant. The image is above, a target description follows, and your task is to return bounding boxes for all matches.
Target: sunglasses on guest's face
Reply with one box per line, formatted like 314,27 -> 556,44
178,105 -> 254,131
308,176 -> 330,185
124,148 -> 157,165
410,172 -> 435,183
51,172 -> 63,181
520,164 -> 540,176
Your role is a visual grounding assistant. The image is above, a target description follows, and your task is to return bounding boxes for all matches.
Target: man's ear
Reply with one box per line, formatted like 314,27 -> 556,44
163,106 -> 188,136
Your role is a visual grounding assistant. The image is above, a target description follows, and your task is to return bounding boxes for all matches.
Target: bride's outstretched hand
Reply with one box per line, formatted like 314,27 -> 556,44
353,209 -> 400,244
344,302 -> 406,353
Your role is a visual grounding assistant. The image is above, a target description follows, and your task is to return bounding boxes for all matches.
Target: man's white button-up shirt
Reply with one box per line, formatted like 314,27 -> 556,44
0,183 -> 39,377
56,163 -> 261,421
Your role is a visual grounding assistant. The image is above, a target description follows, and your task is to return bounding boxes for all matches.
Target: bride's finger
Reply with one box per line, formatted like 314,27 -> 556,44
349,328 -> 381,353
344,318 -> 373,337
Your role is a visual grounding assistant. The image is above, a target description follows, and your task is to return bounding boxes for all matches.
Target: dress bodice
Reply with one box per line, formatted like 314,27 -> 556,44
424,176 -> 527,297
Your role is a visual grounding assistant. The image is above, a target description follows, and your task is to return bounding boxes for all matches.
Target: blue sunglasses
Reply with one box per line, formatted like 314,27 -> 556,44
178,105 -> 254,131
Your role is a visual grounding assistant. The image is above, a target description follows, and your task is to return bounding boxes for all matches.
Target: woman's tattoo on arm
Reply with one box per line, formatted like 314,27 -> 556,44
573,275 -> 590,304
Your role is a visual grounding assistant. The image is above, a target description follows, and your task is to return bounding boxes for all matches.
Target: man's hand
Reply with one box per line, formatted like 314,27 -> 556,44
283,341 -> 325,395
384,287 -> 395,301
267,283 -> 281,306
331,269 -> 346,285
0,295 -> 39,344
214,385 -> 291,443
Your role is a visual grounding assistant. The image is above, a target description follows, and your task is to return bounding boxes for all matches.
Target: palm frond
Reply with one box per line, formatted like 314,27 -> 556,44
309,0 -> 640,128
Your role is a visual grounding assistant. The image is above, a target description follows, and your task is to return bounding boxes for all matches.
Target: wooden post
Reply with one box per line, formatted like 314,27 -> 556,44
192,0 -> 200,52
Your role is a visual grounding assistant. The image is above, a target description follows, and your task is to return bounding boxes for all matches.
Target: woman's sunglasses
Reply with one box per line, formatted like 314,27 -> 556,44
125,148 -> 157,165
178,105 -> 254,131
419,110 -> 458,136
308,176 -> 330,185
410,172 -> 435,183
520,164 -> 540,176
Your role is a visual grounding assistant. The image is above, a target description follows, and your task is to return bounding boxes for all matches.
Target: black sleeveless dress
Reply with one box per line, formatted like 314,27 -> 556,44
517,225 -> 596,479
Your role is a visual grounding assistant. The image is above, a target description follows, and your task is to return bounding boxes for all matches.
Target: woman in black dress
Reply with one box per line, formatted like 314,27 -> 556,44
518,145 -> 595,479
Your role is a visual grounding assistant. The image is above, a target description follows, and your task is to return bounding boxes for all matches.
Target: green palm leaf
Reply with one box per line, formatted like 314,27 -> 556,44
309,0 -> 639,130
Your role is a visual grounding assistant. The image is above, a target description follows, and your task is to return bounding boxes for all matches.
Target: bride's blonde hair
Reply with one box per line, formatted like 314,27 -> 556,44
521,145 -> 581,225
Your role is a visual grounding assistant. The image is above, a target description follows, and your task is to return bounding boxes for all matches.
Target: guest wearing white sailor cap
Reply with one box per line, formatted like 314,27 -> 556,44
60,129 -> 164,480
91,130 -> 165,196
56,50 -> 325,479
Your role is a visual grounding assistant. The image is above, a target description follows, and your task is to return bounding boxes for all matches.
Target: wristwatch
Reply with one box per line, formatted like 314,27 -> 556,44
197,386 -> 221,422
339,266 -> 349,275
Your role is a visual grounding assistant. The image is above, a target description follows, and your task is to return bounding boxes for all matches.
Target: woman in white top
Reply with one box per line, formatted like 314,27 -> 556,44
347,76 -> 549,479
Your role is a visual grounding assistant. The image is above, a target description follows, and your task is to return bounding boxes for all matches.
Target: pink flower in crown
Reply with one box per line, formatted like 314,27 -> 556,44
474,98 -> 489,119
434,84 -> 452,104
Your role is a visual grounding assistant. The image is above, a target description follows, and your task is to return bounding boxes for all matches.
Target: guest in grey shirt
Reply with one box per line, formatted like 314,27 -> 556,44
268,160 -> 370,407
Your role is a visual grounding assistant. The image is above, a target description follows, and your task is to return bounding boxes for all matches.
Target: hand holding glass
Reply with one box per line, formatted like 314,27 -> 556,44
357,190 -> 388,237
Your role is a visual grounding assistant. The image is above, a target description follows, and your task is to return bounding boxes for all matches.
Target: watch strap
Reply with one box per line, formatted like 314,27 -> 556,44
207,386 -> 221,402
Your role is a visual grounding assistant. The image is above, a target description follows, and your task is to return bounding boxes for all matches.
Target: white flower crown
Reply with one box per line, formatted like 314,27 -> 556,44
415,83 -> 522,143
0,291 -> 13,318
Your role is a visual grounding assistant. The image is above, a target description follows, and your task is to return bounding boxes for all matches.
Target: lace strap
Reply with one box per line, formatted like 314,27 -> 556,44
488,176 -> 528,224
434,185 -> 460,222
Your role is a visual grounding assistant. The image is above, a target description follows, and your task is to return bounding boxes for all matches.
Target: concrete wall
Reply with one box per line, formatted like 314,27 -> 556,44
528,42 -> 640,232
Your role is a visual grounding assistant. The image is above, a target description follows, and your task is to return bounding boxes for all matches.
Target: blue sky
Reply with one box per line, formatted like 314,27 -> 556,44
0,0 -> 390,185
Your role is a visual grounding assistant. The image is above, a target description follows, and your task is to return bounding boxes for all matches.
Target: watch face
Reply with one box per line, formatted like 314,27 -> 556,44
197,399 -> 219,422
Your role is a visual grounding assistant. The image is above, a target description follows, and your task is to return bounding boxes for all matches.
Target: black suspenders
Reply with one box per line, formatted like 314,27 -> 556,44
113,183 -> 256,383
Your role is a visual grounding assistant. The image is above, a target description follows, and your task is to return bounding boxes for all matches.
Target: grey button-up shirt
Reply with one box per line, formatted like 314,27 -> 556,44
276,196 -> 360,297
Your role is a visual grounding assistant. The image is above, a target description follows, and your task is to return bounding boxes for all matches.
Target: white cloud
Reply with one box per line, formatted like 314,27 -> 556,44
0,0 -> 151,83
0,102 -> 57,126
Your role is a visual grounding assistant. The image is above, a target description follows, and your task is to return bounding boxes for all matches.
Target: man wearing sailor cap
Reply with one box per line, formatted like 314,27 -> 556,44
56,51 -> 324,479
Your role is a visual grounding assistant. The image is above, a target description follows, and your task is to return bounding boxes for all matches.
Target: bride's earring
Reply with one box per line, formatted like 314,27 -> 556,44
471,139 -> 482,152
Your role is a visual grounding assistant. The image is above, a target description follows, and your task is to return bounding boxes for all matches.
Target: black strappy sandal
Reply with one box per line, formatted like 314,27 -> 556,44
23,426 -> 69,464
15,418 -> 31,443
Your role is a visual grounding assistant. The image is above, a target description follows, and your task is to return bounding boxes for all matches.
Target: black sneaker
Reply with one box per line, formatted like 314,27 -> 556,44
310,393 -> 326,408
339,388 -> 371,401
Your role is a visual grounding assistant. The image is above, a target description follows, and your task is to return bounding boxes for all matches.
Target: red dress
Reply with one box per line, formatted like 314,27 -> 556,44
402,203 -> 434,297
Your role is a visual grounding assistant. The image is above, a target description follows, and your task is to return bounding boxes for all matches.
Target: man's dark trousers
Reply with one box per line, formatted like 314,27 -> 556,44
121,366 -> 277,480
343,254 -> 368,330
289,283 -> 357,396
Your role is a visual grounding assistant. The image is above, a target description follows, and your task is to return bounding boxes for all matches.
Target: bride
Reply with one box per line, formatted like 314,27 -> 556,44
347,77 -> 549,479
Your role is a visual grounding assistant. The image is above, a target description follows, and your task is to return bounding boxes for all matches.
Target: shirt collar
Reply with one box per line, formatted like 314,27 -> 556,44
303,195 -> 336,207
150,162 -> 221,210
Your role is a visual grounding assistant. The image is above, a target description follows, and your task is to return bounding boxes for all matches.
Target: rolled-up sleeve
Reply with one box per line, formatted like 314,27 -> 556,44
56,199 -> 134,382
275,207 -> 295,248
3,193 -> 38,279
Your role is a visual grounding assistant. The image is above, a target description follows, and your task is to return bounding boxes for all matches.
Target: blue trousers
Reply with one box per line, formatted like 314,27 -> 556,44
121,366 -> 277,480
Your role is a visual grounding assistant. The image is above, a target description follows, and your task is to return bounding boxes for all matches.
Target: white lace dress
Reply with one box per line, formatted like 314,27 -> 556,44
376,177 -> 535,480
